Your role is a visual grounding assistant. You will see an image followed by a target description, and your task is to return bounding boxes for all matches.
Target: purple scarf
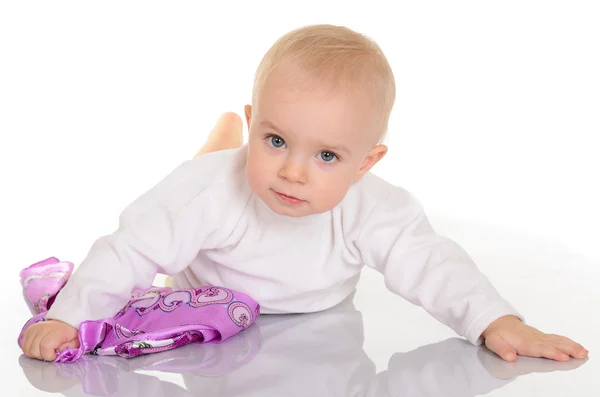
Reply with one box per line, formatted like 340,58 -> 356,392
18,257 -> 260,363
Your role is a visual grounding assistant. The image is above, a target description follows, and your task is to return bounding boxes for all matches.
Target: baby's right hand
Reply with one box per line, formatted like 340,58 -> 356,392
21,319 -> 80,361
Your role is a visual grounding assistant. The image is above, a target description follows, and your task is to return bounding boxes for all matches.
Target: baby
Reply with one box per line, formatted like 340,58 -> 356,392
21,24 -> 588,363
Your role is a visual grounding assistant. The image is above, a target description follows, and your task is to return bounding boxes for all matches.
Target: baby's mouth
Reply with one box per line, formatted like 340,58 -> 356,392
272,190 -> 306,205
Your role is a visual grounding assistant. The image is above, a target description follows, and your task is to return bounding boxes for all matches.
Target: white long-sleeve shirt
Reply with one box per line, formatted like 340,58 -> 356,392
46,145 -> 522,345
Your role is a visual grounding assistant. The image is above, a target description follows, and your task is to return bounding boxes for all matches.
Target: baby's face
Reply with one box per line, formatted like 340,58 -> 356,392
245,67 -> 385,217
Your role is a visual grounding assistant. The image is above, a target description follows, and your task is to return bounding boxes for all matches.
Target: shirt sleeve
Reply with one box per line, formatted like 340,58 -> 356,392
46,155 -> 240,328
355,187 -> 523,345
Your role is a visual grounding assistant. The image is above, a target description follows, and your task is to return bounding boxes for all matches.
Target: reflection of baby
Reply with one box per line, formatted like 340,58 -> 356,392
21,23 -> 587,363
19,297 -> 586,397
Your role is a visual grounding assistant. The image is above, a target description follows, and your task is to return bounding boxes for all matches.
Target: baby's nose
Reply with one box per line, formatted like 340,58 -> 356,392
278,160 -> 307,184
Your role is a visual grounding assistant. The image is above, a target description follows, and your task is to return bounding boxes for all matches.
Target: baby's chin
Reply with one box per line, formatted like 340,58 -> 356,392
268,199 -> 341,219
269,202 -> 315,218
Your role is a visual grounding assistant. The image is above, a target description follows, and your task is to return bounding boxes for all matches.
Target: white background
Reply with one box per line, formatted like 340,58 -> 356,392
1,1 -> 599,394
1,1 -> 598,266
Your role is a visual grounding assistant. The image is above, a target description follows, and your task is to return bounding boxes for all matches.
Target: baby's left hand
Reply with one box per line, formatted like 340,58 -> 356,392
482,315 -> 589,362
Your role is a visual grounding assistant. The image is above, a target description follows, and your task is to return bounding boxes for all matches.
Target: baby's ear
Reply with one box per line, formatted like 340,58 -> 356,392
354,145 -> 388,181
244,105 -> 252,130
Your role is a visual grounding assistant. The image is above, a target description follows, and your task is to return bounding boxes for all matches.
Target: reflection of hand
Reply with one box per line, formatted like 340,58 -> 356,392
378,337 -> 588,397
19,355 -> 79,393
18,323 -> 262,396
482,315 -> 589,362
20,353 -> 192,397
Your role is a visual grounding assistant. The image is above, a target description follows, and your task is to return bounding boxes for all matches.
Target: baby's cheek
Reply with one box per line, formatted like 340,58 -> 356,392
245,161 -> 265,193
313,175 -> 351,211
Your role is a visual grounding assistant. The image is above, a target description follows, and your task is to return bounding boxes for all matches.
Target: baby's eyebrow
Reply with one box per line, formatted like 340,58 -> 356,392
260,120 -> 287,136
317,142 -> 351,156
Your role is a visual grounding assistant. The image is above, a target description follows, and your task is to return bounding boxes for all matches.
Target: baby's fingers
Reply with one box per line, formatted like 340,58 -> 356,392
520,342 -> 570,362
547,335 -> 588,359
40,333 -> 62,362
27,331 -> 46,360
58,338 -> 80,353
20,329 -> 33,356
485,333 -> 517,362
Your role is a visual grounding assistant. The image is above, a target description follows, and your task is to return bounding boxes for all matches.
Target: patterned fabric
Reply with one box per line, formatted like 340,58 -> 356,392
17,257 -> 260,363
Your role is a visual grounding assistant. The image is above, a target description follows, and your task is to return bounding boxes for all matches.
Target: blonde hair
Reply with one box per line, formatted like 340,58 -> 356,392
252,24 -> 396,142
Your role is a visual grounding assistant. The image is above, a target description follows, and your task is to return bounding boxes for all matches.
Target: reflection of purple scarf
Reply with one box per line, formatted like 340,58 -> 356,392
17,257 -> 260,363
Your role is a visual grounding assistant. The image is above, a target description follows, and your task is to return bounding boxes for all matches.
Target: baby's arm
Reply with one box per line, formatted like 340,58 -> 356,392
22,155 -> 237,361
355,186 -> 587,361
46,155 -> 236,328
355,187 -> 521,346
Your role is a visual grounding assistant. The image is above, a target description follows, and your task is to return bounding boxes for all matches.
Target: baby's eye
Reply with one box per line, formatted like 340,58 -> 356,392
319,151 -> 338,163
267,135 -> 286,149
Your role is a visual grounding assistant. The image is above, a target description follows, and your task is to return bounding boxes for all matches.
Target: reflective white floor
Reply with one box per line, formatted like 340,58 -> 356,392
5,218 -> 598,396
